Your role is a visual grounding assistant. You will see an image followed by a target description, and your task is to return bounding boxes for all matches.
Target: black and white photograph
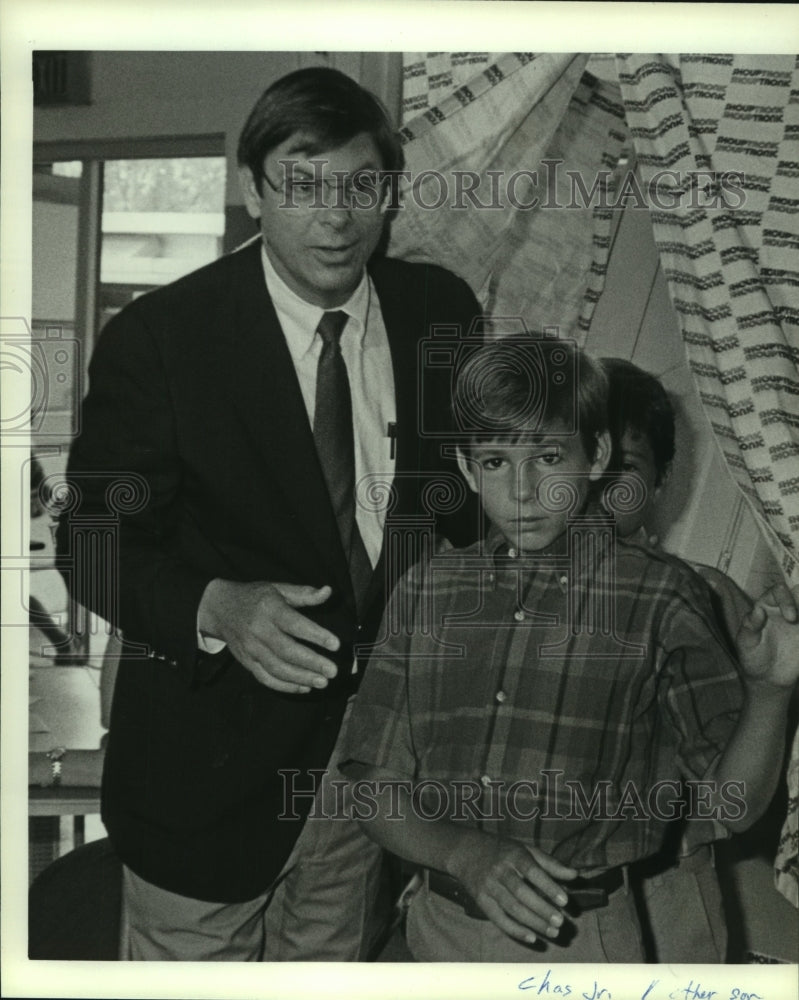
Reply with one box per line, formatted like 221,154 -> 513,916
2,4 -> 798,999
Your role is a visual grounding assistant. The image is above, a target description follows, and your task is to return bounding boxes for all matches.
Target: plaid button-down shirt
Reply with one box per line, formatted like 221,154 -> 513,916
343,516 -> 744,873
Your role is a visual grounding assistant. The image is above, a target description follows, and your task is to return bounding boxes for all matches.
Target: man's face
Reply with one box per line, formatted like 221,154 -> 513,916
612,429 -> 665,538
240,131 -> 387,308
457,424 -> 611,552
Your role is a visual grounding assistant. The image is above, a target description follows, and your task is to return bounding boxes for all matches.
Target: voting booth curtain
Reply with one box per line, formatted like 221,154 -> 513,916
616,53 -> 799,908
388,52 -> 628,337
391,51 -> 799,907
616,54 -> 799,589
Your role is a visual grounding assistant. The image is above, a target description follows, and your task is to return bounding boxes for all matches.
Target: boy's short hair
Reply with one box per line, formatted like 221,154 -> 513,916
237,67 -> 404,196
602,357 -> 675,484
453,338 -> 609,460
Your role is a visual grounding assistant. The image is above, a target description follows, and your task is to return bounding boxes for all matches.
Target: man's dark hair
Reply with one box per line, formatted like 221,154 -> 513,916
237,67 -> 404,195
602,357 -> 675,484
453,338 -> 609,462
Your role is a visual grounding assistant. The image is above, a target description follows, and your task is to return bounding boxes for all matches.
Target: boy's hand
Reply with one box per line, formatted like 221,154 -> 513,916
751,581 -> 799,624
449,833 -> 575,944
736,583 -> 799,688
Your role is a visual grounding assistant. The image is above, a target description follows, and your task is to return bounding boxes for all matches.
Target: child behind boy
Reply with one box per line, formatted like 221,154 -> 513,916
603,356 -> 752,647
602,355 -> 797,962
341,338 -> 799,963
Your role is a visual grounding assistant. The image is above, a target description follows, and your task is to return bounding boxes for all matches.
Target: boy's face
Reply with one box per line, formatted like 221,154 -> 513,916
457,423 -> 611,552
613,429 -> 667,538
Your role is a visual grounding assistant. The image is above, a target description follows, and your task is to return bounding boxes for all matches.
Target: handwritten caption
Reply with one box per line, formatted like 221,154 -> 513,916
518,969 -> 763,1000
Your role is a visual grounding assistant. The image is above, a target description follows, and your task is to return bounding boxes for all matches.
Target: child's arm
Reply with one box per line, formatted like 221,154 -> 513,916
346,762 -> 575,945
713,583 -> 799,831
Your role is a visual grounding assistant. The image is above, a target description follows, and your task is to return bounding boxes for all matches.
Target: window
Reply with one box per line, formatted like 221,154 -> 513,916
32,137 -> 226,441
99,156 -> 226,325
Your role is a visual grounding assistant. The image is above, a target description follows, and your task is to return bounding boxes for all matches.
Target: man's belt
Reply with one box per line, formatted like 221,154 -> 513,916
424,865 -> 627,921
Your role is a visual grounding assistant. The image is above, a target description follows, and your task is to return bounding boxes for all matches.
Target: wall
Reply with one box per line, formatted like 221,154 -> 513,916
33,51 -> 401,213
32,200 -> 78,319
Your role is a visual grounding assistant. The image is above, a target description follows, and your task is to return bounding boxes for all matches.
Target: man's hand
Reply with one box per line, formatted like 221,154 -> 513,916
736,583 -> 799,688
449,833 -> 575,944
199,579 -> 340,693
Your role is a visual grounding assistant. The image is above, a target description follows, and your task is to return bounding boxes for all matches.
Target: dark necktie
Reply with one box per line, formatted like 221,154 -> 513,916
314,310 -> 373,614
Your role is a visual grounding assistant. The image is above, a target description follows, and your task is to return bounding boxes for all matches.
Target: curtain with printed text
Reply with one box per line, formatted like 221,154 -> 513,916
617,53 -> 799,907
388,53 -> 628,337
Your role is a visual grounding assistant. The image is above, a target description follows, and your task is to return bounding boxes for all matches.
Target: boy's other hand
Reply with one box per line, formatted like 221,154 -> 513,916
736,583 -> 799,688
752,581 -> 799,624
450,834 -> 575,945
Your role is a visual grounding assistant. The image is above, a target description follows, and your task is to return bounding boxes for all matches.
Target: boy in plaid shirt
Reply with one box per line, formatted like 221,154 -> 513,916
341,338 -> 799,962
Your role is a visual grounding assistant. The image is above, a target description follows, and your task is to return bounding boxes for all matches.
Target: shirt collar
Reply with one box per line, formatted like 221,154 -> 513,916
260,242 -> 370,360
486,501 -> 612,562
487,525 -> 570,561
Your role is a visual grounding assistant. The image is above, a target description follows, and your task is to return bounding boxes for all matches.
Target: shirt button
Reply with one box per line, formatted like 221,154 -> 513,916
559,574 -> 568,586
495,690 -> 507,703
508,547 -> 518,558
513,610 -> 525,622
480,774 -> 492,787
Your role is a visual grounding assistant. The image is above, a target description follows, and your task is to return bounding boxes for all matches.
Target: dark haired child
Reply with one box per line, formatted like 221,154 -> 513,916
341,339 -> 799,963
602,355 -> 798,961
602,356 -> 753,642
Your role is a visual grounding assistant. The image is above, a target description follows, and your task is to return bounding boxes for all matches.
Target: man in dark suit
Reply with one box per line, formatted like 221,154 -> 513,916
56,67 -> 480,960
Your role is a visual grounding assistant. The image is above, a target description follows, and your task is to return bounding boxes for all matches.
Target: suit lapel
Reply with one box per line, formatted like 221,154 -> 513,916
223,250 -> 425,602
225,243 -> 349,581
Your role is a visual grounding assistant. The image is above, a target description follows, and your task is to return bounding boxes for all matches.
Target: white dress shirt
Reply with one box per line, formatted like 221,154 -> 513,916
261,244 -> 396,565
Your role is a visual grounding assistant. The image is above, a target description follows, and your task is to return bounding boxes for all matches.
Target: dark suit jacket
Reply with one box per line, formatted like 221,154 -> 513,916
57,239 -> 481,901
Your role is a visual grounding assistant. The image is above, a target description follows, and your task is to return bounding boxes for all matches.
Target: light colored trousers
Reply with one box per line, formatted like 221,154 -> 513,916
406,880 -> 646,963
640,845 -> 727,963
119,700 -> 385,961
